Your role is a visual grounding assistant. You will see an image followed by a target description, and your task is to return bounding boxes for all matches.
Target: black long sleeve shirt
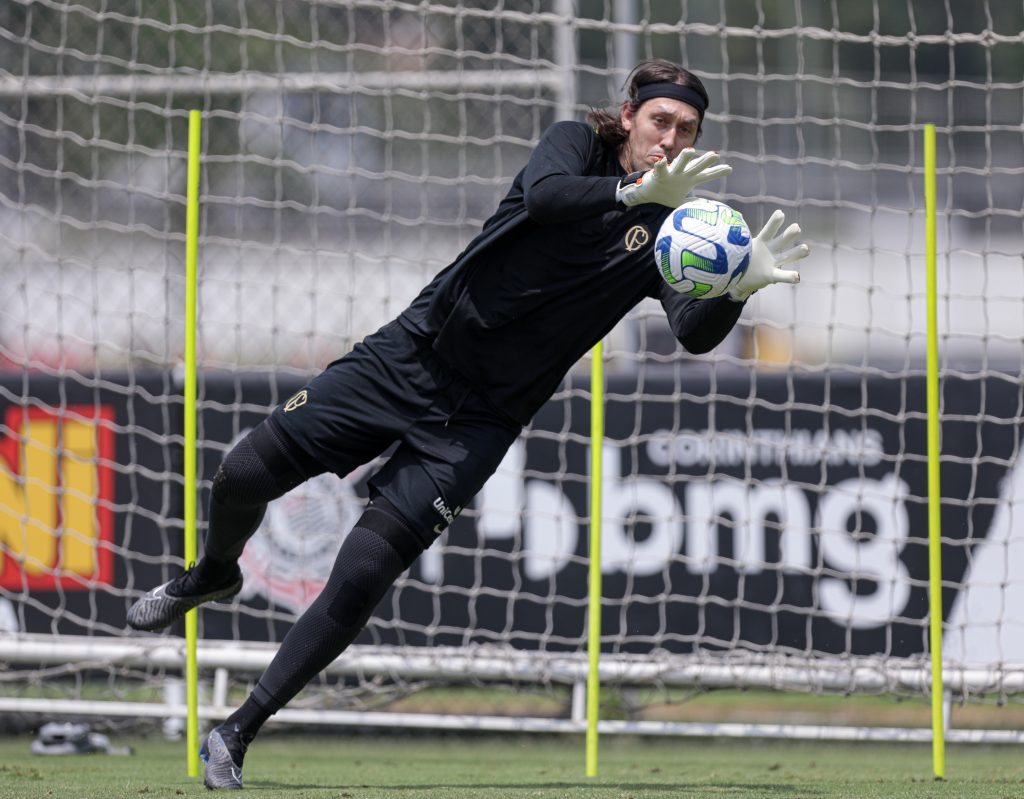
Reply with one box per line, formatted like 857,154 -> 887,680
398,121 -> 744,425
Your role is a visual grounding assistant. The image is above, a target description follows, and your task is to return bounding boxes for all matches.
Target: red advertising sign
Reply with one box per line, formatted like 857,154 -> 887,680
0,405 -> 115,590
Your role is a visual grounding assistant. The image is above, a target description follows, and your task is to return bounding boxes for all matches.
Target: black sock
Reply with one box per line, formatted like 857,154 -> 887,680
193,554 -> 238,586
222,695 -> 273,743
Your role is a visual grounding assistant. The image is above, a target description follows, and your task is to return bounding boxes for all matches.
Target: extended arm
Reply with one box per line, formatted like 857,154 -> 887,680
520,123 -> 621,224
520,123 -> 732,225
660,287 -> 745,354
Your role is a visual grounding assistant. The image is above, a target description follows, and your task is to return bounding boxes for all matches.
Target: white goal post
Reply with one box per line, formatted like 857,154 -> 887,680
2,0 -> 1024,742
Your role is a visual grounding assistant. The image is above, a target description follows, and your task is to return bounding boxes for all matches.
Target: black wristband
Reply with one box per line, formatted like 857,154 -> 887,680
618,171 -> 645,189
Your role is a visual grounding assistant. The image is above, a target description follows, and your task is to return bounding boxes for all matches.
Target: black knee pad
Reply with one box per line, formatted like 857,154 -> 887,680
363,497 -> 431,567
321,501 -> 428,627
212,421 -> 315,508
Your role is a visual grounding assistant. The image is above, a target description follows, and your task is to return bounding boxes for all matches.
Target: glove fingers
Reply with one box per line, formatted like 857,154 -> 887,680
687,164 -> 733,186
774,243 -> 811,267
771,223 -> 803,253
771,267 -> 801,285
682,150 -> 721,175
668,148 -> 696,174
647,157 -> 669,184
756,210 -> 786,241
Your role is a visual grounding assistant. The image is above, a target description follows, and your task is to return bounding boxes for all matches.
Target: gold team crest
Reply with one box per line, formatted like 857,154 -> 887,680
624,225 -> 649,251
284,390 -> 308,412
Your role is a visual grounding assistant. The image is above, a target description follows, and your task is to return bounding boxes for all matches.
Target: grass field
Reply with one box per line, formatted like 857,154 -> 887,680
1,733 -> 1023,799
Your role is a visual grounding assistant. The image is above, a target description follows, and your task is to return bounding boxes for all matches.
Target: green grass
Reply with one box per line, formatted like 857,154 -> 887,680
1,734 -> 1023,799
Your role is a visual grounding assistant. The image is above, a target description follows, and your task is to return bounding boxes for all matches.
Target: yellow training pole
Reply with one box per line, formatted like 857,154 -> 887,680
585,340 -> 605,778
924,123 -> 945,780
184,109 -> 202,779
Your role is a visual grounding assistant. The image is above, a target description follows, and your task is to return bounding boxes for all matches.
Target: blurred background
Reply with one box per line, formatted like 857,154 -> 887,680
2,0 -> 1021,375
2,0 -> 1024,742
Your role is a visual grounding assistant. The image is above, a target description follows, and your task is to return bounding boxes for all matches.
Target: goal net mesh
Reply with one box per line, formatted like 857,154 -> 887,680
2,0 -> 1023,732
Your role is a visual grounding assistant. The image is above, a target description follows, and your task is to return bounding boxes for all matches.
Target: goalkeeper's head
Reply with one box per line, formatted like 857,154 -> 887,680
588,59 -> 710,171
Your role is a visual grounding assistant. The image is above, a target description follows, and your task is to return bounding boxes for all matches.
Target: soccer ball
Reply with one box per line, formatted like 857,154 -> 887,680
654,197 -> 752,298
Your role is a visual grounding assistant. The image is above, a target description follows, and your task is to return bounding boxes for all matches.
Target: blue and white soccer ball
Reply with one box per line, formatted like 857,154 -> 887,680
654,197 -> 752,299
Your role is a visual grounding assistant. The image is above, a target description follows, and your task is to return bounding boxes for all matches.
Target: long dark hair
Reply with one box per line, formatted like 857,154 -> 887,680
587,59 -> 710,147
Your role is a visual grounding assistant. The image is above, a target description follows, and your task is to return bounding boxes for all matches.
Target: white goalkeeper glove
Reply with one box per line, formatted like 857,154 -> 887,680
728,210 -> 810,302
615,149 -> 732,208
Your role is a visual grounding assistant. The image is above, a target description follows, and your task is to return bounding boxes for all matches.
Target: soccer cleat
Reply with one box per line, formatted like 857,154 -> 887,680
126,562 -> 242,632
200,724 -> 248,790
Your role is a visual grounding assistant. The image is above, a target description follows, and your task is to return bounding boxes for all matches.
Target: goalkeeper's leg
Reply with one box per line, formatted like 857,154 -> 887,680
126,419 -> 323,632
201,497 -> 428,789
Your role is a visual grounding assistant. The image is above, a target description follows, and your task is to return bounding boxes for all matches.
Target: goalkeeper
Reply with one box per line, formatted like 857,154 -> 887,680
127,58 -> 809,790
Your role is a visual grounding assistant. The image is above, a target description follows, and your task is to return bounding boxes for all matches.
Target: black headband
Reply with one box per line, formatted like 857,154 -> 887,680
634,83 -> 707,116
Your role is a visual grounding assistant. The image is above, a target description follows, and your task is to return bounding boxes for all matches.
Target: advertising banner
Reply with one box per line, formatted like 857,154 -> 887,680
0,373 -> 177,634
4,369 -> 1021,667
197,371 -> 1022,662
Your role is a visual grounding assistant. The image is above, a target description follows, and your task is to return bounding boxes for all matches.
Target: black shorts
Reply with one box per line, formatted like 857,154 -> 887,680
269,320 -> 522,537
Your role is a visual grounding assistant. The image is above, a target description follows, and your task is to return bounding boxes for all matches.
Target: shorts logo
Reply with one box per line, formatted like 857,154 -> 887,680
624,225 -> 649,251
283,390 -> 308,412
432,497 -> 462,534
